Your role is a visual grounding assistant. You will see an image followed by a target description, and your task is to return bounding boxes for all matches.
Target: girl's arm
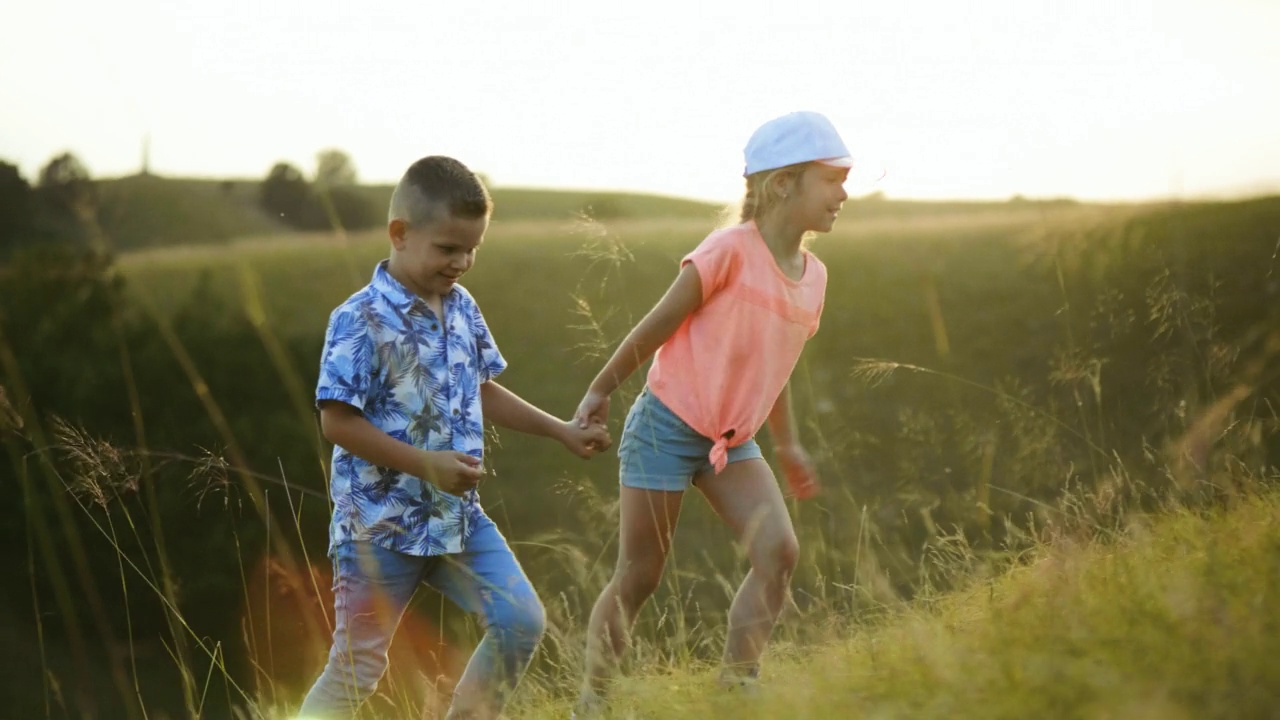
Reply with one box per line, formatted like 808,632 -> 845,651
766,382 -> 800,450
575,263 -> 704,425
767,382 -> 821,499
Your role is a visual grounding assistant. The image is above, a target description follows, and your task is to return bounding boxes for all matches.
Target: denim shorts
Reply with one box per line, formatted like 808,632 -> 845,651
618,387 -> 763,492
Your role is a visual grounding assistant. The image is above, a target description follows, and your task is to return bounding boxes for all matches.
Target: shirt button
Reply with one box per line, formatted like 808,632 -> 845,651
430,324 -> 439,332
452,409 -> 460,415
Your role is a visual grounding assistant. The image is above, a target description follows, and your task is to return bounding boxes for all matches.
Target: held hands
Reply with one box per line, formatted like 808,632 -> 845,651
559,419 -> 612,459
567,389 -> 612,459
574,390 -> 611,432
422,450 -> 485,496
776,444 -> 820,500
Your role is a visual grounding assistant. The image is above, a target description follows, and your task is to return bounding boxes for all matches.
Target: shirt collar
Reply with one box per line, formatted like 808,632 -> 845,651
370,260 -> 454,314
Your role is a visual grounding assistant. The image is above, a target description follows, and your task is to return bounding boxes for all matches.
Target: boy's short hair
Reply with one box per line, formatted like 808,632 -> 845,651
388,156 -> 492,226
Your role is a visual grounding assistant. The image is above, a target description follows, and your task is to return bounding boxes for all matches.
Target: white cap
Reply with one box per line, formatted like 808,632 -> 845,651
743,111 -> 852,177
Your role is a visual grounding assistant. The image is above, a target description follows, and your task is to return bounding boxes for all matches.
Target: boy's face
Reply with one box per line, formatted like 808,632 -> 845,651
390,213 -> 488,299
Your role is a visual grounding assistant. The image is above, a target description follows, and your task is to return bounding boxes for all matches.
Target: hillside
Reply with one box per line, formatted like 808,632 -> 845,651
95,173 -> 289,248
91,174 -> 726,250
90,173 -> 1103,251
516,488 -> 1280,719
4,187 -> 1278,718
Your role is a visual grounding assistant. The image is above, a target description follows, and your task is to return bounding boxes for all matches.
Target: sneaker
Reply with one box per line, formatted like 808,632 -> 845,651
717,666 -> 761,695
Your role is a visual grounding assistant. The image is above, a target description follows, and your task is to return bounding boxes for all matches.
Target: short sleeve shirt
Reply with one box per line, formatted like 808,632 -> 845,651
646,222 -> 827,470
316,260 -> 506,556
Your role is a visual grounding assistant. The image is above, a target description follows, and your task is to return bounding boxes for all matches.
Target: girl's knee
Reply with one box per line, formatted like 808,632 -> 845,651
779,534 -> 800,570
756,534 -> 800,577
616,561 -> 664,603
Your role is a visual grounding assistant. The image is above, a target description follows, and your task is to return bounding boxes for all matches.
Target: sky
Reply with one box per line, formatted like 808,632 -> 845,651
3,0 -> 1278,203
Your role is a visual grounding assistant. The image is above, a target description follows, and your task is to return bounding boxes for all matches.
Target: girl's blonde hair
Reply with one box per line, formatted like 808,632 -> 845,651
719,162 -> 810,227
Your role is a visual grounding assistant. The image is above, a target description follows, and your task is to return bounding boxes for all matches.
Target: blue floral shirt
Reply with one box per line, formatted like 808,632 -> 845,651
316,261 -> 506,556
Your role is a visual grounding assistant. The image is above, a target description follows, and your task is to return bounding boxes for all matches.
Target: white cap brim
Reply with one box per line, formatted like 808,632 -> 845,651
817,156 -> 854,168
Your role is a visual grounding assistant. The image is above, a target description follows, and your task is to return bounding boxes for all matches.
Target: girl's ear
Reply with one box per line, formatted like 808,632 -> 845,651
769,167 -> 802,199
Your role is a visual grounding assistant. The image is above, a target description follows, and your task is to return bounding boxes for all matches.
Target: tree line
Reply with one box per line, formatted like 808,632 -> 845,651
0,148 -> 382,255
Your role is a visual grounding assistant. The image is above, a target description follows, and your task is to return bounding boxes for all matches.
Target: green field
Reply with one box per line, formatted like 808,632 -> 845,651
115,202 -> 1137,566
111,193 -> 1280,606
117,201 -> 1110,338
5,190 -> 1279,718
111,195 -> 1280,563
91,174 -> 725,249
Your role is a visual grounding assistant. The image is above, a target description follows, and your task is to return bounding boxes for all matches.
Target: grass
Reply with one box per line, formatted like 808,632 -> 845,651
108,201 -> 1143,579
114,200 -> 1110,339
5,190 -> 1278,718
508,486 -> 1280,719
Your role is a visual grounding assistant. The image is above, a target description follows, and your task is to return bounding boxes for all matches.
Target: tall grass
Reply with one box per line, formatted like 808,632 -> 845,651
2,196 -> 1277,718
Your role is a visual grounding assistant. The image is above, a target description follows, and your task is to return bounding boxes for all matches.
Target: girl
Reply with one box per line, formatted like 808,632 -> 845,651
572,111 -> 851,712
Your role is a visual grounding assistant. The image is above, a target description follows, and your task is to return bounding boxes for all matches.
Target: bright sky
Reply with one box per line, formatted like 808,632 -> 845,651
3,0 -> 1278,202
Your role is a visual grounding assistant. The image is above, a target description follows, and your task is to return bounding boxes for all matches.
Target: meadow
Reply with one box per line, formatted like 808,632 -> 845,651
2,189 -> 1278,718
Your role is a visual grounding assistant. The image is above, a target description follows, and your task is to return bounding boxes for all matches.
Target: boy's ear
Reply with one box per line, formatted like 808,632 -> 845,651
388,218 -> 409,250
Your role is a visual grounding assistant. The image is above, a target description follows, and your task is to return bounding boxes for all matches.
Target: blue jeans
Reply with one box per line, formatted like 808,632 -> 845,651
298,514 -> 545,719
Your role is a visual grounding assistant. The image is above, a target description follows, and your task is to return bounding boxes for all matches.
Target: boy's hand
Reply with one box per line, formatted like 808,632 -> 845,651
776,444 -> 820,500
574,390 -> 611,430
558,420 -> 612,459
422,450 -> 485,496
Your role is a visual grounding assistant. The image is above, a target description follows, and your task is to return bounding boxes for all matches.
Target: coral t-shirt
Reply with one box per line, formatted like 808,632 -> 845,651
646,221 -> 827,472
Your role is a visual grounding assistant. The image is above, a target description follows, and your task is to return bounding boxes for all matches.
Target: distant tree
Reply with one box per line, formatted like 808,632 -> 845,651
260,162 -> 316,227
24,152 -> 100,247
38,152 -> 91,189
37,152 -> 96,220
0,161 -> 35,249
314,149 -> 357,189
313,150 -> 382,231
324,187 -> 383,231
262,154 -> 378,232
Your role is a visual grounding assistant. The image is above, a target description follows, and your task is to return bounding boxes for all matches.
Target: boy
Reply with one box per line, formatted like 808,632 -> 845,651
298,156 -> 610,719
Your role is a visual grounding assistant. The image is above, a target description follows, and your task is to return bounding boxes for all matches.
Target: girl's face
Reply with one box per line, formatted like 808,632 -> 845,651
785,163 -> 850,232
